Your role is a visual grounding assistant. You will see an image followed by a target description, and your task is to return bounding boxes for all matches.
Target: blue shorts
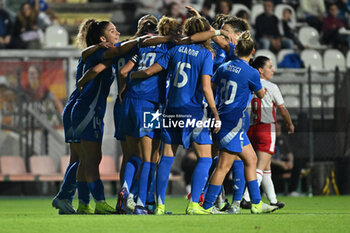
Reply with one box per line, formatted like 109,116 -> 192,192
217,116 -> 250,153
242,110 -> 250,133
71,101 -> 104,142
161,108 -> 212,149
119,96 -> 160,139
113,98 -> 126,141
62,90 -> 79,143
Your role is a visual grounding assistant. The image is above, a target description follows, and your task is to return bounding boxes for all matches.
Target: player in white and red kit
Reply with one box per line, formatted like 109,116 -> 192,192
242,56 -> 294,209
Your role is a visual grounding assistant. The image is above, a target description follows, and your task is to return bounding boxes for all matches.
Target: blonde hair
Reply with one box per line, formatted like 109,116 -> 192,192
76,19 -> 96,49
157,16 -> 182,36
235,31 -> 254,57
184,16 -> 213,53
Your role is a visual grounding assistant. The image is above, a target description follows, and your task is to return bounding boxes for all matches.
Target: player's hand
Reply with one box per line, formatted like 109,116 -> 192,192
98,41 -> 114,48
213,115 -> 221,134
287,123 -> 294,134
186,6 -> 201,17
226,32 -> 237,45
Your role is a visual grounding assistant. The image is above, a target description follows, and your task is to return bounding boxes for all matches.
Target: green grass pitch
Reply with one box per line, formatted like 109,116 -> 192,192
0,196 -> 349,233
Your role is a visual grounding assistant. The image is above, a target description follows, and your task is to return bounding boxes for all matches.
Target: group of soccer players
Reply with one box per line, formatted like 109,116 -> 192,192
51,5 -> 294,215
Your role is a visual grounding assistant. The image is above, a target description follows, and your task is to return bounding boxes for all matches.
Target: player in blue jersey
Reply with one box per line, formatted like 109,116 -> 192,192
201,31 -> 278,214
52,19 -> 114,215
71,19 -> 144,214
131,16 -> 221,215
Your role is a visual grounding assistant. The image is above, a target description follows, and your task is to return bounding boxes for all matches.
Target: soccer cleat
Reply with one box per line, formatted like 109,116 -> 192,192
52,197 -> 76,214
186,201 -> 212,215
240,198 -> 251,209
270,201 -> 285,209
134,205 -> 149,215
198,193 -> 205,206
203,206 -> 226,214
227,201 -> 241,214
116,188 -> 128,214
154,204 -> 166,215
146,203 -> 156,214
127,195 -> 136,212
251,201 -> 278,214
216,198 -> 230,211
95,201 -> 116,214
76,203 -> 94,214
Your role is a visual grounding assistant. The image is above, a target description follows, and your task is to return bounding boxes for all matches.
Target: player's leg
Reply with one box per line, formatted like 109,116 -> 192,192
202,149 -> 234,214
186,142 -> 212,214
262,160 -> 285,209
134,135 -> 153,214
117,136 -> 142,214
238,144 -> 278,213
228,155 -> 245,214
146,138 -> 161,212
52,143 -> 79,214
154,143 -> 178,215
80,140 -> 115,214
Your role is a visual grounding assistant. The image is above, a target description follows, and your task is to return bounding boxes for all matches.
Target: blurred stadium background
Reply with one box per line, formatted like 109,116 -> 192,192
0,0 -> 349,198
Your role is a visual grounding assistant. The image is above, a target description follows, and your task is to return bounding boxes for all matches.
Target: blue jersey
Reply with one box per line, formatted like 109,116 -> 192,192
212,42 -> 226,73
213,58 -> 262,120
157,44 -> 213,113
75,48 -> 114,118
126,43 -> 173,102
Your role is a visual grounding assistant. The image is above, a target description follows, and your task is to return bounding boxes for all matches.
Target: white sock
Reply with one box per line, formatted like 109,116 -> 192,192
262,170 -> 278,204
242,169 -> 264,202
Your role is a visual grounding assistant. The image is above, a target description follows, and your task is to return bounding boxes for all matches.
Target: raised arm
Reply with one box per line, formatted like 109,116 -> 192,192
77,60 -> 114,91
140,36 -> 171,47
81,42 -> 114,62
130,63 -> 164,79
103,35 -> 149,60
277,104 -> 294,134
202,75 -> 221,133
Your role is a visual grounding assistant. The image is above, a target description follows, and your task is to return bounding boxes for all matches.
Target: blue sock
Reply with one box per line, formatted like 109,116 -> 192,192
136,162 -> 151,207
88,179 -> 105,201
57,162 -> 78,202
232,160 -> 245,202
156,155 -> 174,205
191,157 -> 212,203
246,179 -> 261,204
77,181 -> 90,204
130,178 -> 139,198
203,184 -> 221,209
203,156 -> 219,195
122,156 -> 142,192
146,162 -> 157,204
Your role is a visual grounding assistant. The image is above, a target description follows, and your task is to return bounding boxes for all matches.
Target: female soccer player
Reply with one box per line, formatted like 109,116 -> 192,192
71,19 -> 144,214
52,20 -> 114,215
202,32 -> 278,214
241,56 -> 294,209
131,16 -> 222,215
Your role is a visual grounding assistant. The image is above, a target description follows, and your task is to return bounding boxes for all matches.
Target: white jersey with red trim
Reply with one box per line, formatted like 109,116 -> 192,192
249,79 -> 284,125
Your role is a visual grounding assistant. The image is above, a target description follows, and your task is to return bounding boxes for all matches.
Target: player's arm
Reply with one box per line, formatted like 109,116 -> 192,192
81,42 -> 114,62
255,88 -> 265,99
118,59 -> 136,101
277,104 -> 294,134
140,36 -> 171,47
202,75 -> 221,133
103,35 -> 149,59
130,63 -> 164,79
77,60 -> 114,91
177,29 -> 232,45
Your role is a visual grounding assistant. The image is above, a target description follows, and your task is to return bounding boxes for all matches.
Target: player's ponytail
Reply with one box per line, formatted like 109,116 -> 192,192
184,16 -> 213,53
235,31 -> 254,57
157,16 -> 182,36
77,19 -> 95,49
251,56 -> 270,70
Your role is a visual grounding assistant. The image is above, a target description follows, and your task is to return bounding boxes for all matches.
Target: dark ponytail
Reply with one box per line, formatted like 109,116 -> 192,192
251,56 -> 270,70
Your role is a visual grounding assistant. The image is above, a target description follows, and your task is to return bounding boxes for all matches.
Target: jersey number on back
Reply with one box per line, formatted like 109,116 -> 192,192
173,61 -> 191,88
219,79 -> 237,104
139,52 -> 156,70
